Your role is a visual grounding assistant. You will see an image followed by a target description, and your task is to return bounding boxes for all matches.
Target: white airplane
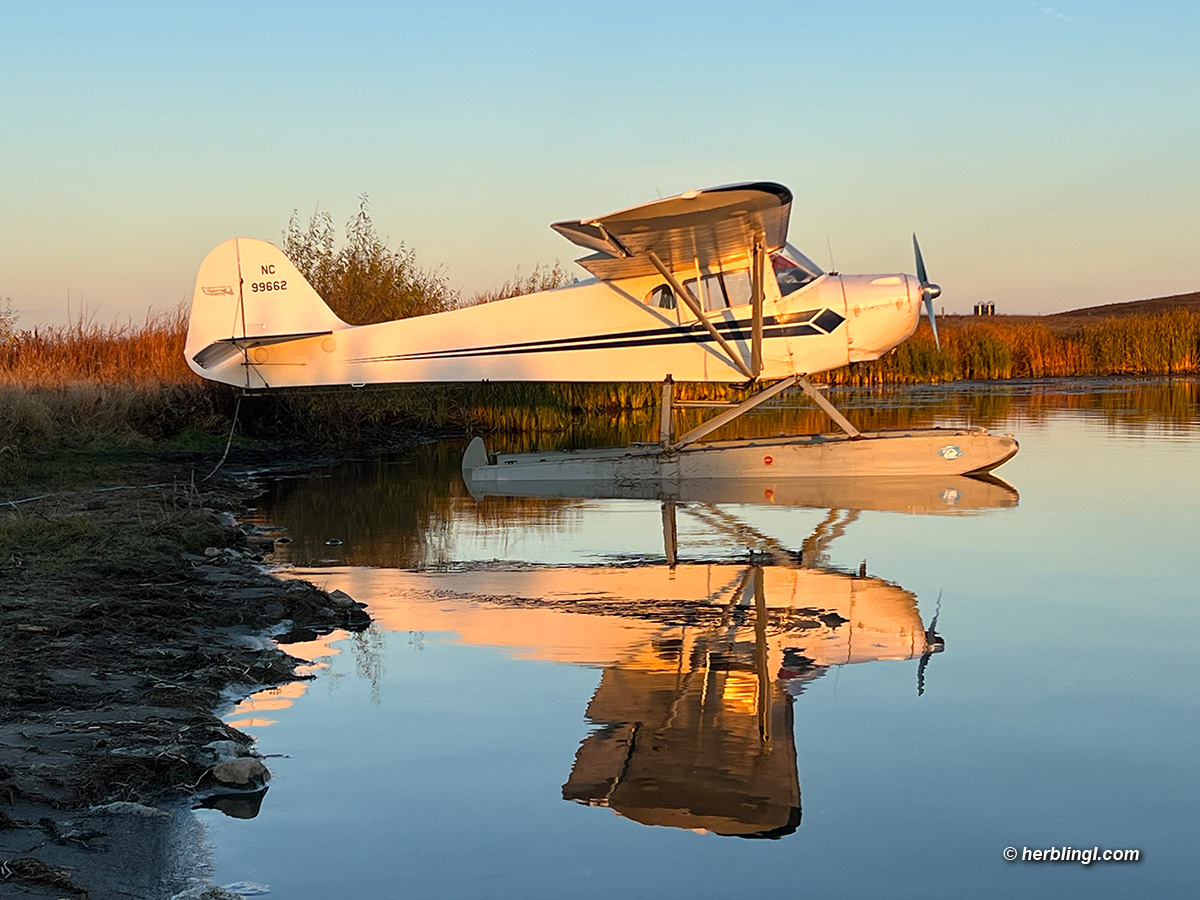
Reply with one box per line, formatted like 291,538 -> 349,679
185,181 -> 1018,477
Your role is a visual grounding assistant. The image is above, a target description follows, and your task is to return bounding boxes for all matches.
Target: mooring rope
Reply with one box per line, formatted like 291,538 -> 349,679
201,392 -> 243,483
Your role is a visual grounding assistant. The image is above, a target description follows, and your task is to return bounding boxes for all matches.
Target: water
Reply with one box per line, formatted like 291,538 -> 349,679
199,381 -> 1198,898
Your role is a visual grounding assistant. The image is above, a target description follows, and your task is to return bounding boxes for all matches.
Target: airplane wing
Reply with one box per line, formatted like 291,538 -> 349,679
551,182 -> 792,280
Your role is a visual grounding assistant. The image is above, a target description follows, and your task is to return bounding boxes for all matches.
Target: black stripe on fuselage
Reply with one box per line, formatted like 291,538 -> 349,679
353,311 -> 835,364
370,324 -> 821,363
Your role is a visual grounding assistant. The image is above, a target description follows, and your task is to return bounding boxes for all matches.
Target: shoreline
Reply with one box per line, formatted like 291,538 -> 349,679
1,449 -> 372,899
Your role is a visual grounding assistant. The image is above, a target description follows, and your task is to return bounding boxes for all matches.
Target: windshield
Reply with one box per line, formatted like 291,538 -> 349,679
771,243 -> 824,296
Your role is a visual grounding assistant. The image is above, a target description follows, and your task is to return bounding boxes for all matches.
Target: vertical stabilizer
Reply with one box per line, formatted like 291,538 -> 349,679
184,238 -> 346,386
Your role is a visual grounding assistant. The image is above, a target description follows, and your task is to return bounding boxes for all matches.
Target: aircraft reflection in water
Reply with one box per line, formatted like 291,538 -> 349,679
563,565 -> 826,839
240,473 -> 1016,836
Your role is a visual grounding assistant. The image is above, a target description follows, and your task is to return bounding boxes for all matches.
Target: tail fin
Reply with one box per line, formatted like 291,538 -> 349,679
185,238 -> 346,386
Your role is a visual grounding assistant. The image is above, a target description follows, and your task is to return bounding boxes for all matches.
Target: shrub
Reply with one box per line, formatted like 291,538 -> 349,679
282,195 -> 459,324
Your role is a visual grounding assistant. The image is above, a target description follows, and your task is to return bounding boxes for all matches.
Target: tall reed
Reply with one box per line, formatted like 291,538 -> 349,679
827,311 -> 1200,384
0,304 -> 193,386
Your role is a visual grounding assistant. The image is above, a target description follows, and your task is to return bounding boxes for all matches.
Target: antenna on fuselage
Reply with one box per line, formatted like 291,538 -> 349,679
825,234 -> 837,274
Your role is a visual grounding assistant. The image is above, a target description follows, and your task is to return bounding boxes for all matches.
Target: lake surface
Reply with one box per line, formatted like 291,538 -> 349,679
199,380 -> 1197,898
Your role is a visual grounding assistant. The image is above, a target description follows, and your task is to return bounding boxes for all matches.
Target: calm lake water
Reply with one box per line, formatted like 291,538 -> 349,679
199,380 -> 1198,898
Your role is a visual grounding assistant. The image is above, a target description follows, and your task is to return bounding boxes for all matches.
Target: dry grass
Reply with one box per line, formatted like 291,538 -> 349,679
828,310 -> 1200,384
0,304 -> 194,386
0,382 -> 229,457
0,307 -> 229,462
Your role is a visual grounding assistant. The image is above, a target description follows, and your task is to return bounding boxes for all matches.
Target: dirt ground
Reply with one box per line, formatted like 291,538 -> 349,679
1,448 -> 371,899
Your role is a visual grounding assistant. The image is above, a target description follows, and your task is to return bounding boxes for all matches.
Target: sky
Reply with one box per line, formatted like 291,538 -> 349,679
1,1 -> 1197,325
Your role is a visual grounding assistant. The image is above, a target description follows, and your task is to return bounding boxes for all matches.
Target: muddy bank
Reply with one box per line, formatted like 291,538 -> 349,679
1,451 -> 371,898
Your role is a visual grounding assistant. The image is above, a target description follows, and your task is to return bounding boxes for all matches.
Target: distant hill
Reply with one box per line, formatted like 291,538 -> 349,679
937,290 -> 1200,336
1050,291 -> 1200,318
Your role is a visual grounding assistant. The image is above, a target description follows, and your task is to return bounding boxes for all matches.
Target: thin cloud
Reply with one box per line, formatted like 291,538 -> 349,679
1031,2 -> 1071,22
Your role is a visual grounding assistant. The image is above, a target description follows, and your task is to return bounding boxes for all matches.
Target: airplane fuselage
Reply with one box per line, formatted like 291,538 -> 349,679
184,237 -> 922,390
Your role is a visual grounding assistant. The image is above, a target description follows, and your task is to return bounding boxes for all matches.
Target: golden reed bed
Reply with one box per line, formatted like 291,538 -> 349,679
3,306 -> 1197,389
1,305 -> 1197,455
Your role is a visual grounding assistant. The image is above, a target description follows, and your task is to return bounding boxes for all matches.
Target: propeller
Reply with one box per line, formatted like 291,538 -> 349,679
917,590 -> 944,697
912,234 -> 942,350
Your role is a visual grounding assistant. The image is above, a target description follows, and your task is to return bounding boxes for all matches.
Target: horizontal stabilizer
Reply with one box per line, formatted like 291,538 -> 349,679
192,330 -> 334,369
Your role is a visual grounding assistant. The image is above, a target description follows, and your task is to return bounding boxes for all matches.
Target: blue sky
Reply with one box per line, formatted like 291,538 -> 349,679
2,1 -> 1197,325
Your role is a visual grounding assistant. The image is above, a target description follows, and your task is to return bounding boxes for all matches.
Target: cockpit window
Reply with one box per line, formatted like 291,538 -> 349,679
771,243 -> 824,296
684,275 -> 728,311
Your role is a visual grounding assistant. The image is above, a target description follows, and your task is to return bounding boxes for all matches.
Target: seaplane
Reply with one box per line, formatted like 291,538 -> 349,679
185,181 -> 1018,480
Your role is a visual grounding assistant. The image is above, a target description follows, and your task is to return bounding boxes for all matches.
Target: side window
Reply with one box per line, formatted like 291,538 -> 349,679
646,284 -> 675,309
702,275 -> 727,311
722,269 -> 752,308
682,271 -> 753,311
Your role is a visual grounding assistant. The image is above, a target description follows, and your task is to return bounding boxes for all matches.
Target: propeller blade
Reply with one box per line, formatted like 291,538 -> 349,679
917,590 -> 944,697
912,234 -> 928,285
925,294 -> 940,350
912,234 -> 941,351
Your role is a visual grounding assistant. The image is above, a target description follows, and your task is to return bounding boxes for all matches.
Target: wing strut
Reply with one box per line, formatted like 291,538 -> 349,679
646,250 -> 754,379
753,566 -> 771,746
751,236 -> 765,377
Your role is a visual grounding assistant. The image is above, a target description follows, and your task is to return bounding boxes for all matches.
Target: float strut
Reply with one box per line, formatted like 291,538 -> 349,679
659,376 -> 674,447
795,376 -> 861,438
673,376 -> 801,450
661,500 -> 678,568
753,566 -> 771,746
665,374 -> 860,452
